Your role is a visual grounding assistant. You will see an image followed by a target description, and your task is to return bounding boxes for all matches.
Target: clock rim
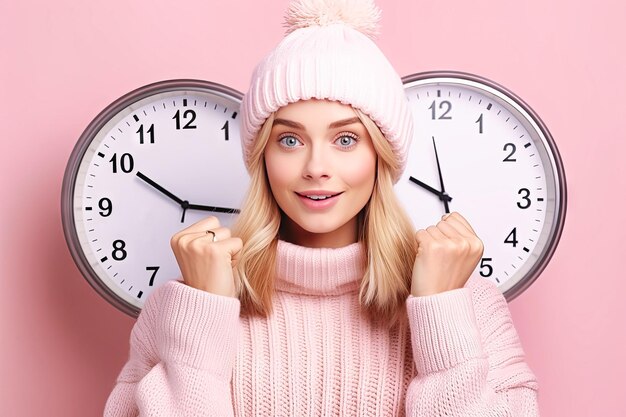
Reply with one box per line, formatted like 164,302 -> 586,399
400,70 -> 568,302
61,79 -> 244,317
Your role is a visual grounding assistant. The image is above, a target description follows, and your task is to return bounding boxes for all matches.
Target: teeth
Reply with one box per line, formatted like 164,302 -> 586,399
307,195 -> 332,200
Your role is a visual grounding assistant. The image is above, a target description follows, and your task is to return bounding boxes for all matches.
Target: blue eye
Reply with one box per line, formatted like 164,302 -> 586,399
335,134 -> 357,148
279,135 -> 302,148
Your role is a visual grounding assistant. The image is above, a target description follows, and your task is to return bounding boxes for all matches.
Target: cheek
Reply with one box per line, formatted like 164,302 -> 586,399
344,153 -> 377,191
264,152 -> 295,195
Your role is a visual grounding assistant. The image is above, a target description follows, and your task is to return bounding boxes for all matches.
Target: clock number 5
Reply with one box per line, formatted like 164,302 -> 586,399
173,109 -> 197,129
479,257 -> 493,277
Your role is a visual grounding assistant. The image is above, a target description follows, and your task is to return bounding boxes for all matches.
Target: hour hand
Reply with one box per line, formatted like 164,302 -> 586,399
409,176 -> 452,202
136,171 -> 183,205
187,202 -> 241,214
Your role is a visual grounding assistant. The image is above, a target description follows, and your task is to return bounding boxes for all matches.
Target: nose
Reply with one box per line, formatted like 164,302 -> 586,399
302,142 -> 330,180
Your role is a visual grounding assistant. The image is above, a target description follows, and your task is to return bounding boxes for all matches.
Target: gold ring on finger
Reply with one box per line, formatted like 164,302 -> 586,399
205,230 -> 217,242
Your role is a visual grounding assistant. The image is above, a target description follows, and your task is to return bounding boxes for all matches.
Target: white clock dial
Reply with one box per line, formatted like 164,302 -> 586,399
62,80 -> 247,316
397,71 -> 566,300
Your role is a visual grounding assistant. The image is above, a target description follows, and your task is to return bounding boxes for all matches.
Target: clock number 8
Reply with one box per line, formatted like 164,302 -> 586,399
112,239 -> 127,261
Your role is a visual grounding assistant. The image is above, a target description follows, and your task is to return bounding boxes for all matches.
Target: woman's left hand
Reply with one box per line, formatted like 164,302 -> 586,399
411,211 -> 484,297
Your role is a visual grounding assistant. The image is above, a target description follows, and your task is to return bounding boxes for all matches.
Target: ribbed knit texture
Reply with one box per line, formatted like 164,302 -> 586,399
239,22 -> 414,183
105,241 -> 540,416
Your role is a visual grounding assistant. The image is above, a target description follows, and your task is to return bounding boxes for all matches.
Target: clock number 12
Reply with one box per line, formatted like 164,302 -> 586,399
173,110 -> 197,129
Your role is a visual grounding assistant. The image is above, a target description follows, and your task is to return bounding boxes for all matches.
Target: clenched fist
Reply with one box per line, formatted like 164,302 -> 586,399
170,216 -> 242,298
411,211 -> 484,297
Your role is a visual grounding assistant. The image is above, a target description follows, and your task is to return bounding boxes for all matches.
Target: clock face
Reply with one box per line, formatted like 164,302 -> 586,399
62,80 -> 248,316
396,71 -> 566,300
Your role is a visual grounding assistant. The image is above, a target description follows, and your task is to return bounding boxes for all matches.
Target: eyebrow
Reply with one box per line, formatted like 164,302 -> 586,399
272,117 -> 362,130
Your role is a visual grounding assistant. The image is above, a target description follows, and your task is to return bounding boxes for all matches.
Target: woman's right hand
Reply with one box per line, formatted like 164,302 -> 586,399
170,216 -> 242,298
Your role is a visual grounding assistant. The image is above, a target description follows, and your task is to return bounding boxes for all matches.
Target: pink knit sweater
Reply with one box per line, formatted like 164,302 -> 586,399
104,240 -> 539,416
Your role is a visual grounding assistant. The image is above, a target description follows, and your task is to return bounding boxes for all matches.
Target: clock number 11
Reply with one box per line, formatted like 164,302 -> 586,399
137,124 -> 155,144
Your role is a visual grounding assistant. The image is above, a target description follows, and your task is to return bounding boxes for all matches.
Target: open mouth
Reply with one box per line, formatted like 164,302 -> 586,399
296,192 -> 342,200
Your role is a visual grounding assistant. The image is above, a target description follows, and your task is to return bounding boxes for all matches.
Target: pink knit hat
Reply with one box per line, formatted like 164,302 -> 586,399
240,0 -> 413,183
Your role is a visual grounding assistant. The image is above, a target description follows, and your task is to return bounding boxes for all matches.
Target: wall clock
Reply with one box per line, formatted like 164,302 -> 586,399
61,79 -> 247,317
396,70 -> 567,301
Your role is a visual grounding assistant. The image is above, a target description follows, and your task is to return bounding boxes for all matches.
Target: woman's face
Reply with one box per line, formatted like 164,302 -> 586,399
264,99 -> 377,248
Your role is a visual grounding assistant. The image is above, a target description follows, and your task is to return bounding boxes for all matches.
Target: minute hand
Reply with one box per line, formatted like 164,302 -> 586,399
432,136 -> 450,213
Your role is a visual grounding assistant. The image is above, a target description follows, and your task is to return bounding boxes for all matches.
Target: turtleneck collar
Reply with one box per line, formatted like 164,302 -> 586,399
274,240 -> 366,296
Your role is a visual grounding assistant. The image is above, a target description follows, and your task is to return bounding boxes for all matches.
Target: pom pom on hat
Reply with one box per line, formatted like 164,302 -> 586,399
240,0 -> 414,183
284,0 -> 381,39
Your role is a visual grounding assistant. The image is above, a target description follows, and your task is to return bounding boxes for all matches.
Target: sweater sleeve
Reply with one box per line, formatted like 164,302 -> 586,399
104,279 -> 241,417
404,274 -> 540,417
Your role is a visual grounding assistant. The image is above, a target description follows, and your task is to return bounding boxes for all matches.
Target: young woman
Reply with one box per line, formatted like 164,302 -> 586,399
105,1 -> 540,415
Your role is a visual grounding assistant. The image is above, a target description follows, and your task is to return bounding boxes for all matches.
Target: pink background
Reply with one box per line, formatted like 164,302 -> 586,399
1,0 -> 624,415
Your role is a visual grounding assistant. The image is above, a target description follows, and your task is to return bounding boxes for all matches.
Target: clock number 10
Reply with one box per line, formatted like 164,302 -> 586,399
109,153 -> 134,174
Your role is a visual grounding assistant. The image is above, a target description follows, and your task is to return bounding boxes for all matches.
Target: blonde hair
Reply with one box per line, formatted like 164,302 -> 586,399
232,109 -> 417,326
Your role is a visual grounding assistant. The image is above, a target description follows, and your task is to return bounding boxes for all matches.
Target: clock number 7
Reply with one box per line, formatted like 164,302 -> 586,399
146,266 -> 160,286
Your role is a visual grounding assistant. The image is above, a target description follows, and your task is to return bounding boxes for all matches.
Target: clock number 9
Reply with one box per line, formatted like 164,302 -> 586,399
98,197 -> 112,217
173,110 -> 197,129
428,100 -> 452,120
